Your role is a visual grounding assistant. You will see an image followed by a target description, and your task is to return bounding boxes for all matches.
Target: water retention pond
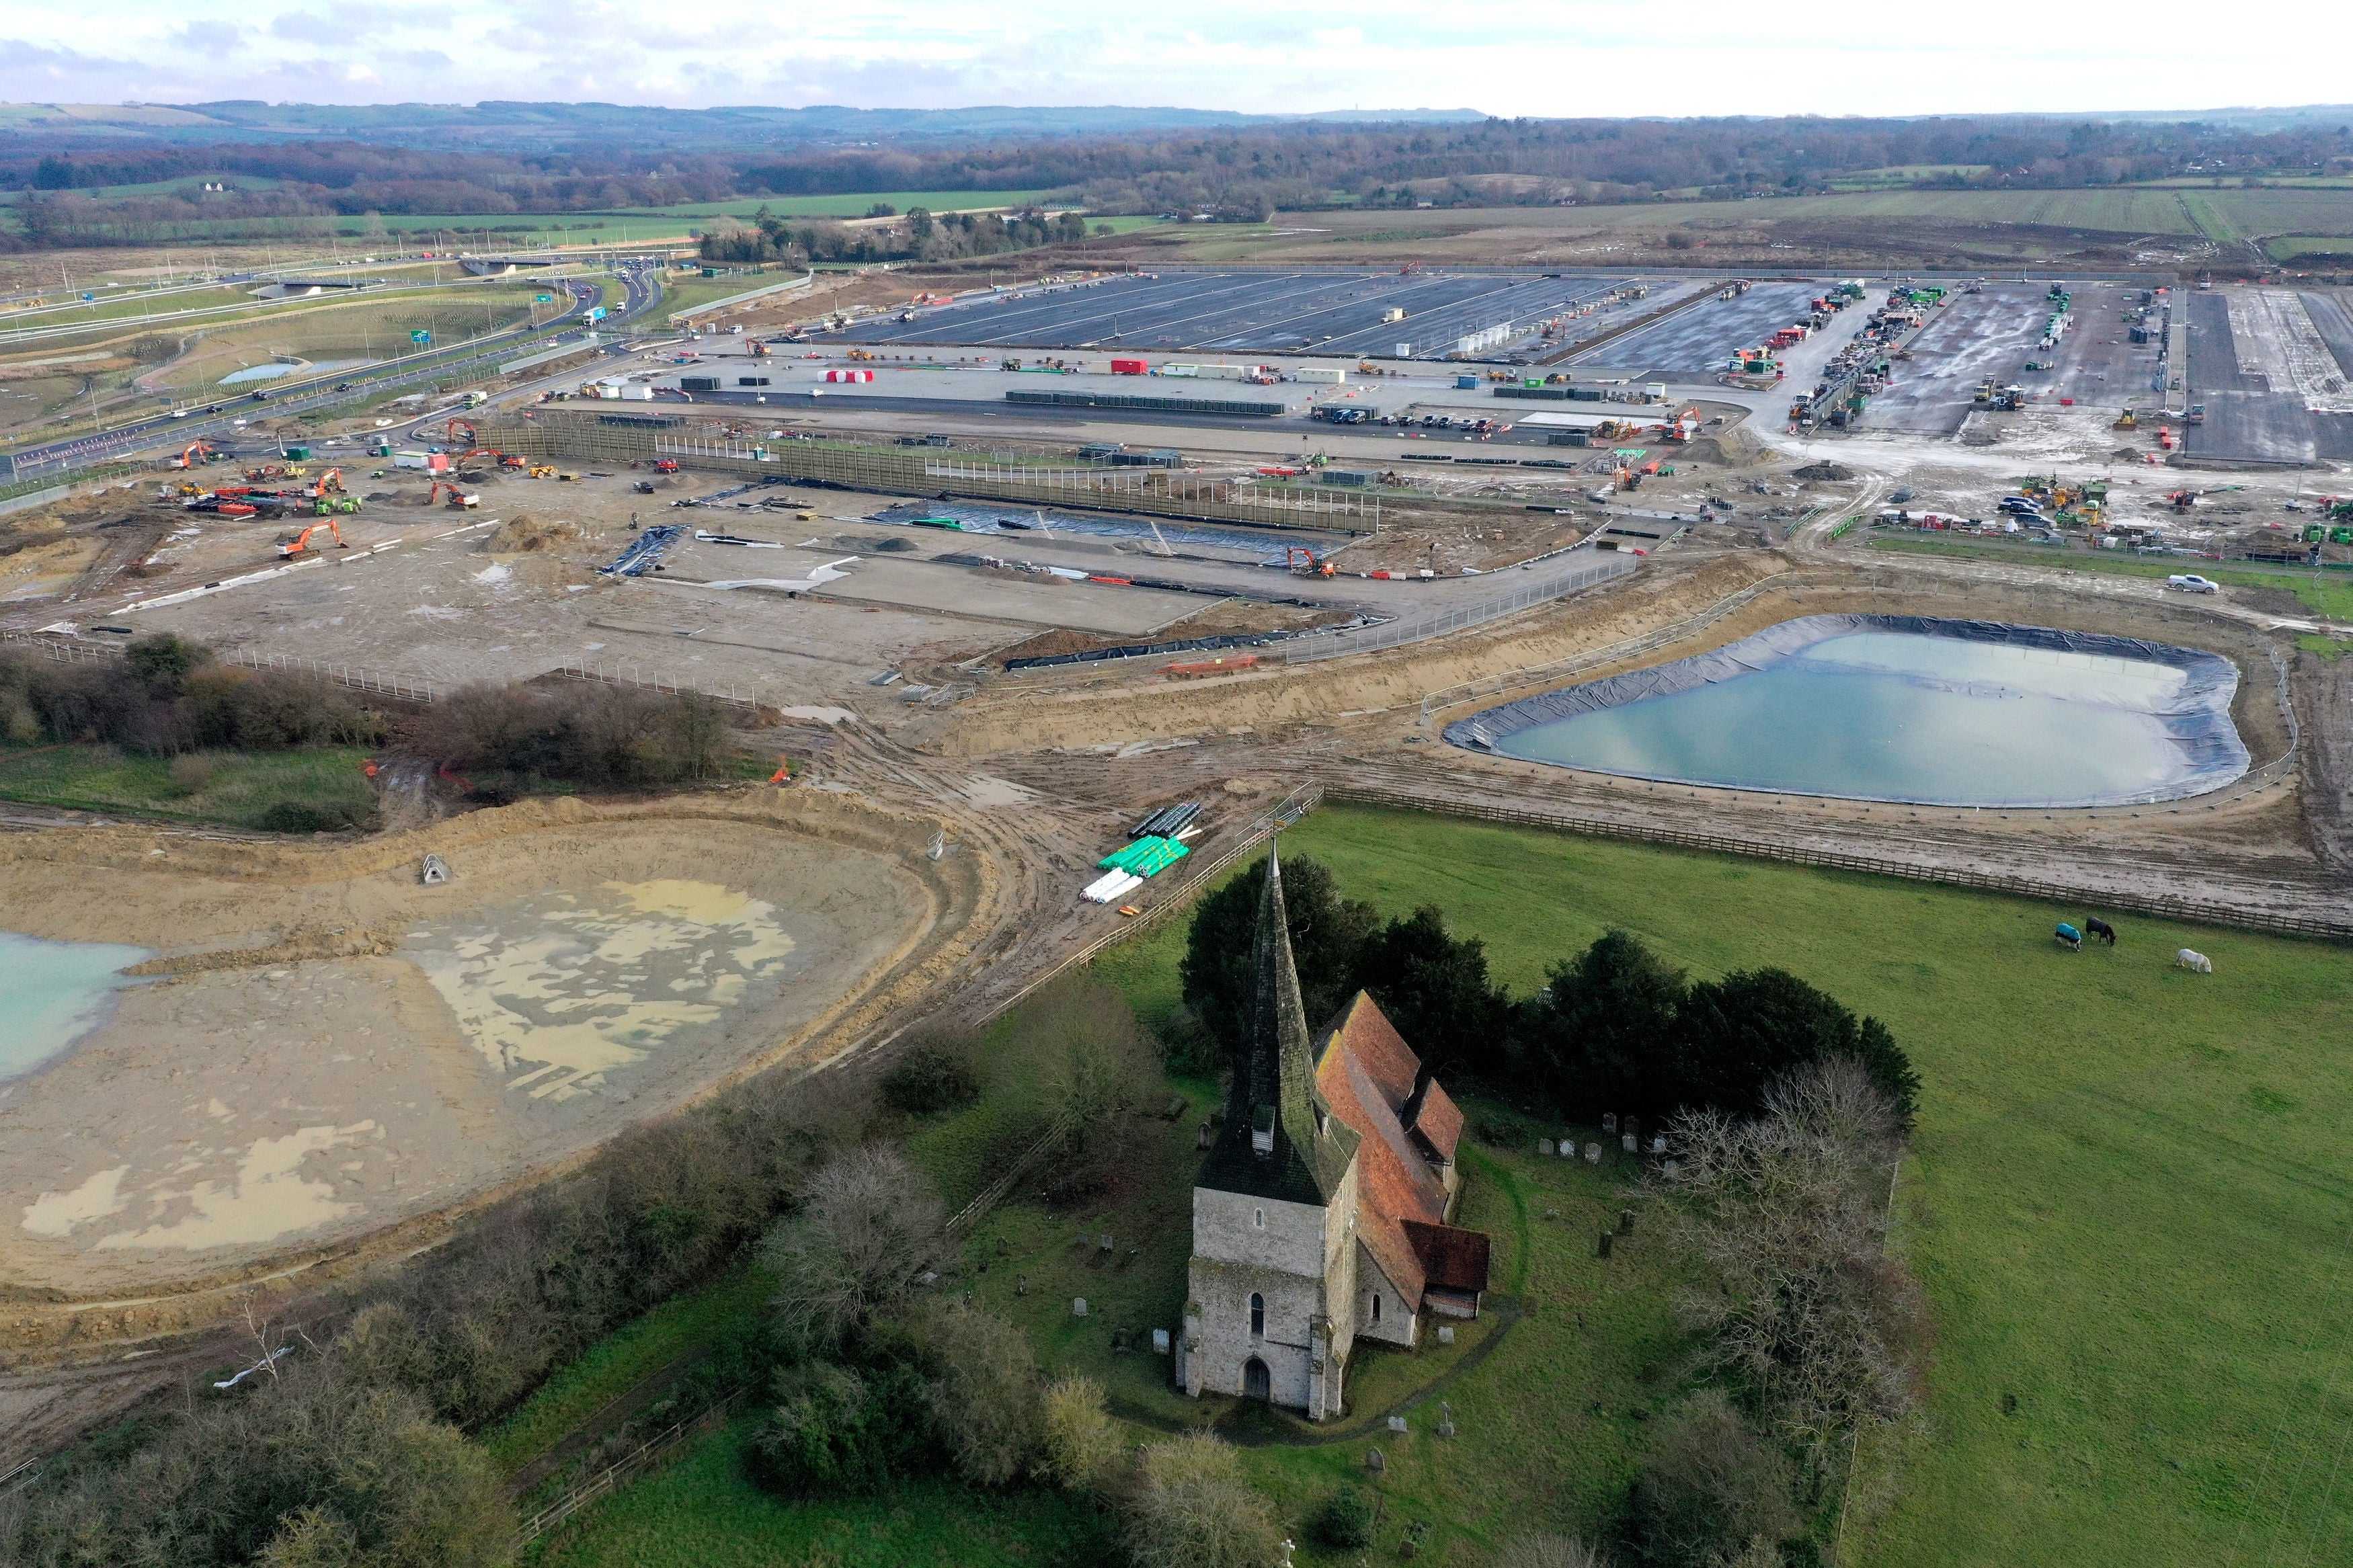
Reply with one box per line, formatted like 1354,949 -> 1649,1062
1445,615 -> 2250,809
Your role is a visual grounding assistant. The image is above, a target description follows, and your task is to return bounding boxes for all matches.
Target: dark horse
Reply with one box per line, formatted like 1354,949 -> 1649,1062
2085,916 -> 2117,946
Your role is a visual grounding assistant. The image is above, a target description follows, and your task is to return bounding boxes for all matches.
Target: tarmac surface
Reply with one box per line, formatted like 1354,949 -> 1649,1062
2184,290 -> 2318,466
1570,282 -> 1822,374
817,269 -> 1641,360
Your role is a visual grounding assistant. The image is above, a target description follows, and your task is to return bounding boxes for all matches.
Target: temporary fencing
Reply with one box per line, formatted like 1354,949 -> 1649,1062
1281,551 -> 1637,665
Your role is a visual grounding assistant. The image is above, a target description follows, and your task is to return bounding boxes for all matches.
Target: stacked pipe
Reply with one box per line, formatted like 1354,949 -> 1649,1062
1129,802 -> 1202,839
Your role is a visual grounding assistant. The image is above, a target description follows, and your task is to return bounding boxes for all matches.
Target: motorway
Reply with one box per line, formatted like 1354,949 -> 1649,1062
0,261 -> 664,483
820,270 -> 1643,360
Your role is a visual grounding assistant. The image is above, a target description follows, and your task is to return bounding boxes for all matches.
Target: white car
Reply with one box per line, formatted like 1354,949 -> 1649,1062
2167,573 -> 2220,593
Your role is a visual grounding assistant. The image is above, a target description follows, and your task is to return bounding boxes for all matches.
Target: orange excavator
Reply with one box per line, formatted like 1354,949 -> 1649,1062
427,481 -> 480,509
276,520 -> 348,558
444,418 -> 479,450
309,468 -> 346,496
169,441 -> 220,470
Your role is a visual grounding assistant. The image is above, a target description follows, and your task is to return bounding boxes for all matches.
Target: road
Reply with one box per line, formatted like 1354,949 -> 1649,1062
1,261 -> 664,483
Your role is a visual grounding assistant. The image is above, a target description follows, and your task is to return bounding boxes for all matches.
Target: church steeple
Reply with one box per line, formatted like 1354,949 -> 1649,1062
1201,837 -> 1357,1204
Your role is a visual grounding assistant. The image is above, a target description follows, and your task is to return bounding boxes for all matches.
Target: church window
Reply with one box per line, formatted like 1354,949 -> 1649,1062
1370,1292 -> 1382,1325
1253,1207 -> 1265,1229
1250,1292 -> 1265,1337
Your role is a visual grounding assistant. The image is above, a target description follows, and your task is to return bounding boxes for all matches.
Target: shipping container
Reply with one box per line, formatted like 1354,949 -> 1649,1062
1294,367 -> 1348,385
1110,358 -> 1149,375
680,376 -> 721,392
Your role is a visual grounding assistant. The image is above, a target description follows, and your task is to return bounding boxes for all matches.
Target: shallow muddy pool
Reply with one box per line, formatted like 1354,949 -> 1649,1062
1447,616 -> 2250,807
0,932 -> 151,1079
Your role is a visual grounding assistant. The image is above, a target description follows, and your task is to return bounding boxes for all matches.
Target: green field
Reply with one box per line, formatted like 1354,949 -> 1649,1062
0,743 -> 375,828
1868,534 -> 2353,622
532,802 -> 2353,1567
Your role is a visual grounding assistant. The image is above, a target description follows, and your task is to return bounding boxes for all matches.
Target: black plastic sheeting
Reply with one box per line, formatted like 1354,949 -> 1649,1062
1444,614 -> 2251,803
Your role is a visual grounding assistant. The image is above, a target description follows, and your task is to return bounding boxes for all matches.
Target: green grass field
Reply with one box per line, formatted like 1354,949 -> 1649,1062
511,802 -> 2353,1566
0,743 -> 375,829
487,1268 -> 774,1477
1868,534 -> 2353,622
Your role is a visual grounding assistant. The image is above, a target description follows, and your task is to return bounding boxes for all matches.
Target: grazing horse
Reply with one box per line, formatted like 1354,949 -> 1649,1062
2055,922 -> 2083,952
2085,916 -> 2117,946
2176,948 -> 2214,973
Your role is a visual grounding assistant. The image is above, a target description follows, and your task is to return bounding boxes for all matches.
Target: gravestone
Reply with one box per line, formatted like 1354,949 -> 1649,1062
1387,1415 -> 1409,1434
1558,1139 -> 1573,1159
1618,1208 -> 1635,1236
1099,1233 -> 1115,1254
1016,1274 -> 1027,1296
1622,1132 -> 1636,1153
1437,1325 -> 1455,1346
1197,1121 -> 1213,1149
1585,1143 -> 1602,1164
1437,1400 -> 1455,1439
1649,1134 -> 1667,1155
1602,1112 -> 1618,1134
1538,1139 -> 1555,1156
1597,1230 -> 1613,1259
1544,1207 -> 1559,1221
1365,1447 -> 1386,1475
1663,1158 -> 1681,1177
1624,1116 -> 1640,1146
1072,1297 -> 1088,1318
1153,1327 -> 1171,1354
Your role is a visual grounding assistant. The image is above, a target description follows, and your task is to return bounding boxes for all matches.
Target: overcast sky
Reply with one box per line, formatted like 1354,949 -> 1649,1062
4,0 -> 2346,120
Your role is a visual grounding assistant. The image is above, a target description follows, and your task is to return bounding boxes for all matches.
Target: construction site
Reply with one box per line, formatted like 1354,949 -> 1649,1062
4,257 -> 2353,1450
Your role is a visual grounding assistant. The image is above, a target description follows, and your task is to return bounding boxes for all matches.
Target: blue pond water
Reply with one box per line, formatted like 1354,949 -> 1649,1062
0,932 -> 152,1079
1473,628 -> 2244,807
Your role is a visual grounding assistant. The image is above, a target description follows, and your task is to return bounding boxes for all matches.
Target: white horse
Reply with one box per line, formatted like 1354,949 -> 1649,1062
2175,948 -> 2213,974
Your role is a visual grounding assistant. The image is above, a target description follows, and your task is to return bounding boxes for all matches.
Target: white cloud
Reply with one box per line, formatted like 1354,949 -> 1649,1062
1,0 -> 2346,114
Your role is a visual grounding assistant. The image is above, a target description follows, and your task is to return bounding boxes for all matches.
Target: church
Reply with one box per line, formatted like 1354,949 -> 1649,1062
1178,841 -> 1492,1418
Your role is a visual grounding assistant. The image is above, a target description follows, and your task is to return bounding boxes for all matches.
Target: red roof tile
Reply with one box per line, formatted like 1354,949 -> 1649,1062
1401,1220 -> 1491,1295
1409,1077 -> 1465,1164
1313,992 -> 1488,1312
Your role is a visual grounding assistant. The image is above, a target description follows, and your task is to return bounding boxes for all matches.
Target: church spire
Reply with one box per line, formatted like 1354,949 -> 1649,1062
1222,837 -> 1354,1200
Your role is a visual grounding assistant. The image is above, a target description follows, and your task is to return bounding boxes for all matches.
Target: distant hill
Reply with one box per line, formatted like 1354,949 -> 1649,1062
0,101 -> 1492,151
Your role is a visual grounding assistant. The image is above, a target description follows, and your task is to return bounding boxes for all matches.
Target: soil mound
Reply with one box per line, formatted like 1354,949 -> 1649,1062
1792,462 -> 1856,483
487,513 -> 580,552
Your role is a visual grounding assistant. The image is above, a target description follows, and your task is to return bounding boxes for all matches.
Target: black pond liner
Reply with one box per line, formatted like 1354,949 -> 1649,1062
1442,613 -> 2251,807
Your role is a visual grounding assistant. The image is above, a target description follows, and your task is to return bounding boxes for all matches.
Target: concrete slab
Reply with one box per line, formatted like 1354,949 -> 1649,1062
810,555 -> 1210,632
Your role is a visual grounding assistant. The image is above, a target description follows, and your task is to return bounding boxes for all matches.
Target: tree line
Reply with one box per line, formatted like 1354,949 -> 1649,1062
10,114 -> 2351,249
1176,852 -> 1918,1127
698,205 -> 1090,267
0,634 -> 748,825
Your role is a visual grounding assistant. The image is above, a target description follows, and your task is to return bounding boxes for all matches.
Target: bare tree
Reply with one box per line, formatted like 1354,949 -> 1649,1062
1037,1375 -> 1124,1495
1490,1536 -> 1612,1568
1125,1430 -> 1285,1568
759,1145 -> 945,1349
1657,1059 -> 1923,1493
913,1299 -> 1043,1487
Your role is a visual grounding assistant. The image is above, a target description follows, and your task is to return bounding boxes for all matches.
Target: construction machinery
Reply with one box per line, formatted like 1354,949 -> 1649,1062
169,441 -> 221,470
500,454 -> 526,469
527,464 -> 557,479
444,418 -> 480,451
309,468 -> 346,497
276,520 -> 347,557
653,459 -> 680,473
2113,409 -> 2139,429
2167,490 -> 2198,512
427,482 -> 480,509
